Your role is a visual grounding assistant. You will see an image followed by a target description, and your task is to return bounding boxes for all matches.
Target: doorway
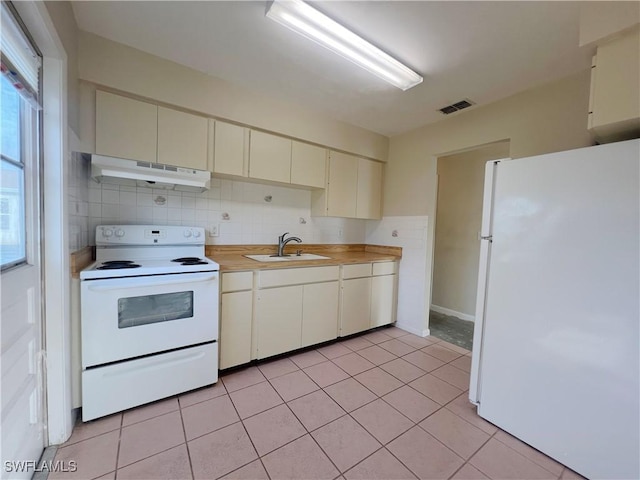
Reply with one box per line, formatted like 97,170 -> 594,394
1,3 -> 45,475
430,141 -> 510,349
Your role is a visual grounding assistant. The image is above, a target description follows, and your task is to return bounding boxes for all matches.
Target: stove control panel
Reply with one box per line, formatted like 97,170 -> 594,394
96,225 -> 206,246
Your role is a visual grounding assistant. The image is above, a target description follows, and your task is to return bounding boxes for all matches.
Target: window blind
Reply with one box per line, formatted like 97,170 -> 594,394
1,2 -> 41,101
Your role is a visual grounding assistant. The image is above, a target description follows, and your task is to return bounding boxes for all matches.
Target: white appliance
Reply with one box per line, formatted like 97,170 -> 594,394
80,225 -> 220,421
90,154 -> 211,192
470,139 -> 639,479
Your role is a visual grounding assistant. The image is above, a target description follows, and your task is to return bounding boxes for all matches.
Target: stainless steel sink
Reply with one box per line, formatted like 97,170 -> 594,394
244,253 -> 331,262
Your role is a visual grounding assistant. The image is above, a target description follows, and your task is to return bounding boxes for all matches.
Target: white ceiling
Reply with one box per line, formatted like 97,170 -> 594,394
71,1 -> 595,137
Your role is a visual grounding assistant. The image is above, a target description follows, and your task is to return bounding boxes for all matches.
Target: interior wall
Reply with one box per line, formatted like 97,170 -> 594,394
44,1 -> 79,136
384,71 -> 594,334
75,31 -> 389,161
431,141 -> 510,319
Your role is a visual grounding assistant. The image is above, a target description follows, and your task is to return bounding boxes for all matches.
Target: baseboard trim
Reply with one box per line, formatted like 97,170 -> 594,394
395,322 -> 430,338
430,304 -> 475,323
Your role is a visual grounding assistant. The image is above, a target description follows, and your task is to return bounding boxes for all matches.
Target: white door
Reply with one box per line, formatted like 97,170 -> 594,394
1,6 -> 45,476
475,140 -> 640,479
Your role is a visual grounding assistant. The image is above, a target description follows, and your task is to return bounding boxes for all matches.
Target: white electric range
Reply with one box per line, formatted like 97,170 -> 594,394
80,225 -> 220,421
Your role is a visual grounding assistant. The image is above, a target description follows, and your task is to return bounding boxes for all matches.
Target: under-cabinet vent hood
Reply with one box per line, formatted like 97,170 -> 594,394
90,155 -> 211,192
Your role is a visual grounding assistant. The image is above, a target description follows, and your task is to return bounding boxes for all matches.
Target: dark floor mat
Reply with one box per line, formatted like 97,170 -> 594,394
429,310 -> 474,351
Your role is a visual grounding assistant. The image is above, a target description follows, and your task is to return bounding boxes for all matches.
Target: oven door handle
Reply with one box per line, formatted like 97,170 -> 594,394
85,273 -> 218,291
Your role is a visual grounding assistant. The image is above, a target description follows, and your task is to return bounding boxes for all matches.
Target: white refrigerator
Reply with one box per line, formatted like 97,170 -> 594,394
469,139 -> 639,479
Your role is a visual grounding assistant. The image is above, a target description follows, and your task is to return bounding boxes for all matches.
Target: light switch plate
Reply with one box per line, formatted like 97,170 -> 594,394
209,224 -> 219,237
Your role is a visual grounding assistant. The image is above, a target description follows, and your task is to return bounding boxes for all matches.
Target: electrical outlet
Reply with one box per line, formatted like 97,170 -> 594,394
209,224 -> 219,237
338,229 -> 343,238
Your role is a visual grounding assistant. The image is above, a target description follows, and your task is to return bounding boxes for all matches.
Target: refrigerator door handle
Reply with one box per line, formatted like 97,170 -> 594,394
469,159 -> 502,405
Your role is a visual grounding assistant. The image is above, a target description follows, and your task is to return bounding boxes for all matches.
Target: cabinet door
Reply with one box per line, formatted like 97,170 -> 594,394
340,277 -> 371,336
327,152 -> 358,218
591,29 -> 640,131
356,158 -> 383,219
213,121 -> 248,177
249,131 -> 292,183
96,91 -> 157,163
302,281 -> 339,347
157,107 -> 208,170
220,291 -> 253,369
291,141 -> 327,188
256,286 -> 303,359
370,275 -> 396,328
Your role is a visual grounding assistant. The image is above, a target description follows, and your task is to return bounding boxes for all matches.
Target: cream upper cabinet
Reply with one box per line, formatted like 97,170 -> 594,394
249,130 -> 292,183
291,141 -> 327,188
157,107 -> 208,170
589,28 -> 640,143
301,281 -> 339,347
212,120 -> 249,177
96,91 -> 210,169
311,151 -> 382,219
356,158 -> 383,219
327,151 -> 359,217
96,91 -> 157,163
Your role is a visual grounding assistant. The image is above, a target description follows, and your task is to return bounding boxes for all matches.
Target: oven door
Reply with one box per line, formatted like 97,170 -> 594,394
81,271 -> 219,368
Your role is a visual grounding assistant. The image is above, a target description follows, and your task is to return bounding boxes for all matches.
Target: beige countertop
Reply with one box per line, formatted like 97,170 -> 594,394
206,244 -> 401,272
70,244 -> 402,276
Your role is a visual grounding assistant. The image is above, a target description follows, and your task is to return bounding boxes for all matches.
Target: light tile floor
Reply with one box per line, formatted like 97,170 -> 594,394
52,327 -> 585,480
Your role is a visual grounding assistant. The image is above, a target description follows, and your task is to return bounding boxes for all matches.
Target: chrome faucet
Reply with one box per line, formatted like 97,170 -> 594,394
277,232 -> 302,257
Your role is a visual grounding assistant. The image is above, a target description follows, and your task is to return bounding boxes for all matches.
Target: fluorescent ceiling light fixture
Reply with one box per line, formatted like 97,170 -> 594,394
266,0 -> 423,91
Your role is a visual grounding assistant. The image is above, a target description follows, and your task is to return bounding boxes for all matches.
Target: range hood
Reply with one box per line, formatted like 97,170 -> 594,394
90,155 -> 210,192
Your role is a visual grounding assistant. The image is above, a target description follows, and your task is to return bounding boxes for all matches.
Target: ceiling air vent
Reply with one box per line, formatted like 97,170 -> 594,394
439,99 -> 475,115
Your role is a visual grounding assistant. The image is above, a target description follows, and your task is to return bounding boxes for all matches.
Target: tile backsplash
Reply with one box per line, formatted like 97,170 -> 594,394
366,216 -> 430,337
69,155 -> 367,248
68,151 -> 91,251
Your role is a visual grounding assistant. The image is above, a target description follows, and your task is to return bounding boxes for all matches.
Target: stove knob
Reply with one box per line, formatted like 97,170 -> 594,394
115,229 -> 125,238
193,230 -> 201,238
183,230 -> 192,238
103,228 -> 114,238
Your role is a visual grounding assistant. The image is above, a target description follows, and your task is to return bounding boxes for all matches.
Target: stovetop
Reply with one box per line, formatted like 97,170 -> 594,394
80,225 -> 219,280
81,257 -> 219,280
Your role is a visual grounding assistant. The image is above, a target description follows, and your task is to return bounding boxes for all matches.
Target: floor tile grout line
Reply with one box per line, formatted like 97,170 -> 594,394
415,410 -> 494,466
459,428 -> 503,480
491,432 -> 564,477
177,401 -> 196,480
112,413 -> 124,479
221,384 -> 268,479
114,442 -> 190,477
119,401 -> 181,429
345,401 -> 415,447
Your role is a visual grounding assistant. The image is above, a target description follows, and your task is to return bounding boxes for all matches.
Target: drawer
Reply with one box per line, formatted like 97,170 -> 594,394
342,263 -> 372,279
259,266 -> 339,288
221,271 -> 253,292
373,261 -> 397,276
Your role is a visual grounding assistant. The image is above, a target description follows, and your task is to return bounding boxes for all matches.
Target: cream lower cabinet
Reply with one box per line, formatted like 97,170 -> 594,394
220,262 -> 395,366
340,277 -> 372,336
219,271 -> 253,369
371,275 -> 396,327
302,281 -> 339,347
256,266 -> 339,360
256,285 -> 303,359
340,261 -> 397,336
